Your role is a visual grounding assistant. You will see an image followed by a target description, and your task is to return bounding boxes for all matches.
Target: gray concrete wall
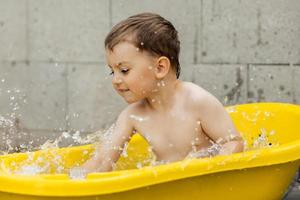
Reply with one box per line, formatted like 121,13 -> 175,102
0,0 -> 299,149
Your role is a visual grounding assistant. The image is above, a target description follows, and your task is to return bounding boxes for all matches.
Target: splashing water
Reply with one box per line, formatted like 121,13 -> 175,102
0,85 -> 280,177
0,115 -> 20,154
248,128 -> 278,150
14,165 -> 45,175
185,127 -> 278,161
3,122 -> 279,177
69,167 -> 87,180
0,122 -> 117,177
186,142 -> 222,159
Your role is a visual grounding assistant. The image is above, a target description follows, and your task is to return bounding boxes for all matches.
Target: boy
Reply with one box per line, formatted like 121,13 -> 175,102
77,13 -> 244,174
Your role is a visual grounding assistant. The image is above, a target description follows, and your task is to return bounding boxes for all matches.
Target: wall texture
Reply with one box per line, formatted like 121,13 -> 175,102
0,0 -> 299,149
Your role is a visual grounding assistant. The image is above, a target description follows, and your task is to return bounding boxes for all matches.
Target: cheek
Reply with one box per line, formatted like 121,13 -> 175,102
127,73 -> 154,92
135,77 -> 156,94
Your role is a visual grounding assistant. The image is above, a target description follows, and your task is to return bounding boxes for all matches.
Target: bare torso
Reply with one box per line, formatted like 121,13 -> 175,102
80,81 -> 243,173
129,82 -> 213,162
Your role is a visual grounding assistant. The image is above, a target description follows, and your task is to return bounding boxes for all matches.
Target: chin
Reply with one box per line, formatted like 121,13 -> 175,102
125,99 -> 139,104
124,97 -> 143,104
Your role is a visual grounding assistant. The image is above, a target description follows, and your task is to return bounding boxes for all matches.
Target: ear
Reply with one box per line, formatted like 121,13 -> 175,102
154,56 -> 171,79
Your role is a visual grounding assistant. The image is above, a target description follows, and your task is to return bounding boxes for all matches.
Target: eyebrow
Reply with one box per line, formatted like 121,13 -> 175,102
108,61 -> 131,68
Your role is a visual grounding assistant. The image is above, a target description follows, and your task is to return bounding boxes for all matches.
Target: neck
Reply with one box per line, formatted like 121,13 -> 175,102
145,74 -> 180,111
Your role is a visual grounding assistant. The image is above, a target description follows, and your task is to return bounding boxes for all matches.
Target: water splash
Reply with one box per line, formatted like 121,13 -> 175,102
226,106 -> 237,113
186,142 -> 222,159
249,128 -> 278,150
0,83 -> 280,177
14,164 -> 45,175
0,122 -> 117,177
0,115 -> 20,154
69,167 -> 87,180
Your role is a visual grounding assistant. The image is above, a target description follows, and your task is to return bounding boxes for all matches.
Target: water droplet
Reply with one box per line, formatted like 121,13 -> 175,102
121,146 -> 128,157
129,114 -> 149,122
136,162 -> 142,169
224,96 -> 228,103
226,107 -> 237,113
69,167 -> 87,180
62,131 -> 70,138
15,165 -> 44,175
227,129 -> 233,134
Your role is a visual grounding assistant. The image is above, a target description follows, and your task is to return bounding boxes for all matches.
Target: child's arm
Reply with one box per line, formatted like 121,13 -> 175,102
80,108 -> 134,173
197,94 -> 244,155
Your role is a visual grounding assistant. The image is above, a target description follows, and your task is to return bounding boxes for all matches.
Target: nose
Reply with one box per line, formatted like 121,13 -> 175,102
112,74 -> 123,85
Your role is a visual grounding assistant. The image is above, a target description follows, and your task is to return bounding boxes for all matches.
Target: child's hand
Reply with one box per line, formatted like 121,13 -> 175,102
69,166 -> 88,180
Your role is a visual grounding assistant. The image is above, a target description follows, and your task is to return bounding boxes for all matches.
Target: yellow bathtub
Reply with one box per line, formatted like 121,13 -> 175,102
0,102 -> 300,200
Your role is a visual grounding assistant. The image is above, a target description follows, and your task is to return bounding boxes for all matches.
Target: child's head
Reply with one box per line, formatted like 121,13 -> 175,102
104,13 -> 181,104
105,12 -> 180,78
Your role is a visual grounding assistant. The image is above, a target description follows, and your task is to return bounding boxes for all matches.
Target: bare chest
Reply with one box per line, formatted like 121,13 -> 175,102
132,113 -> 211,162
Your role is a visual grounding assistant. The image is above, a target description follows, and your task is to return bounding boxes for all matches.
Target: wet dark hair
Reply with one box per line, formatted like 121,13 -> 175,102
105,12 -> 181,78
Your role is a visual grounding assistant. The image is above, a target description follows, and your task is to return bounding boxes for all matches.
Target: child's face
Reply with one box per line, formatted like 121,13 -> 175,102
105,42 -> 158,104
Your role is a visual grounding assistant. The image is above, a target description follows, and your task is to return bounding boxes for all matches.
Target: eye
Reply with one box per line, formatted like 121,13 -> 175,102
120,68 -> 129,74
109,70 -> 114,76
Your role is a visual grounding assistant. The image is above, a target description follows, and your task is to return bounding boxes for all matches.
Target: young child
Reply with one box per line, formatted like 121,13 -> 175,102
77,12 -> 244,174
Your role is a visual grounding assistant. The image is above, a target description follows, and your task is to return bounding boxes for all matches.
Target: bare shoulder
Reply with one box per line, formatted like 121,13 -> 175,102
181,81 -> 222,108
181,82 -> 231,129
118,101 -> 146,124
113,102 -> 145,137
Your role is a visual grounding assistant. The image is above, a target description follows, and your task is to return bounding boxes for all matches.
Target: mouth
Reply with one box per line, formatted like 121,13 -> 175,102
118,88 -> 130,93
